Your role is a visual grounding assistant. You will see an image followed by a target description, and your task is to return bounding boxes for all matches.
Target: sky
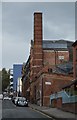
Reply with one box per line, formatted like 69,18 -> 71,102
0,2 -> 2,70
1,2 -> 75,69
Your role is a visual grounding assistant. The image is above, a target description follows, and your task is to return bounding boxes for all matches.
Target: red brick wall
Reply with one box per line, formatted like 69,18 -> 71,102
73,45 -> 77,79
30,77 -> 41,104
43,50 -> 69,66
33,12 -> 43,75
43,74 -> 73,93
57,97 -> 62,109
35,73 -> 73,106
43,96 -> 51,106
51,99 -> 57,108
62,103 -> 77,113
30,82 -> 35,103
52,98 -> 77,114
57,51 -> 69,63
43,50 -> 55,66
22,79 -> 30,97
22,82 -> 26,97
30,48 -> 34,81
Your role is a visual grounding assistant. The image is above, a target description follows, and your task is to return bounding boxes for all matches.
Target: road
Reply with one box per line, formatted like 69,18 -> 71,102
2,100 -> 52,119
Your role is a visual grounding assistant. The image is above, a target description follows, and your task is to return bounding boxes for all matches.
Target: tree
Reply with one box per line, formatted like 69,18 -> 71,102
2,68 -> 10,91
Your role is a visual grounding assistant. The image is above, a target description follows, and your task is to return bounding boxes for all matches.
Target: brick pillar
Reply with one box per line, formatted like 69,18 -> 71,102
33,12 -> 43,76
57,97 -> 62,109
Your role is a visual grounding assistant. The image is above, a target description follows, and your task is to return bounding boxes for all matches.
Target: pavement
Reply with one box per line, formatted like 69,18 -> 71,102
29,103 -> 77,120
0,100 -> 2,120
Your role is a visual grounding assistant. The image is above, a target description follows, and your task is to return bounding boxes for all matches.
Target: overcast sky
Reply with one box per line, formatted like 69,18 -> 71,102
1,2 -> 75,69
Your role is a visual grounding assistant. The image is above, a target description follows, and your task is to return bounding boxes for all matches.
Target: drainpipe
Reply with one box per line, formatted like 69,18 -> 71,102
55,50 -> 56,66
41,78 -> 43,106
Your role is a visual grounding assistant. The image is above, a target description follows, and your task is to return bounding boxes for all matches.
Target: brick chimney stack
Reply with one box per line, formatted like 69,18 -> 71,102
33,12 -> 43,76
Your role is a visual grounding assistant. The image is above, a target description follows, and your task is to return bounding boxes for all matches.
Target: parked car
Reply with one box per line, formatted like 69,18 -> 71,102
16,97 -> 28,107
14,97 -> 21,105
3,96 -> 11,100
12,97 -> 16,104
0,94 -> 3,100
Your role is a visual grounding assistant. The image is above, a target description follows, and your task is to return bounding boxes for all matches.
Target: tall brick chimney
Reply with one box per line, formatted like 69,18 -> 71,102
33,12 -> 43,76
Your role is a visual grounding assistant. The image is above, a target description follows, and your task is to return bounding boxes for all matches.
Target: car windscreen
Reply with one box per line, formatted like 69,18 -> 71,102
19,97 -> 26,101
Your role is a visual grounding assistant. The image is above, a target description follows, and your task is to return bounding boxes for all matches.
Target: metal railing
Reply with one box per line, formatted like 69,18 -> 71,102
50,90 -> 77,104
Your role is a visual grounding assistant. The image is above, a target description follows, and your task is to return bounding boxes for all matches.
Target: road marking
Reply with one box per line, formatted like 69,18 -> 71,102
29,107 -> 55,119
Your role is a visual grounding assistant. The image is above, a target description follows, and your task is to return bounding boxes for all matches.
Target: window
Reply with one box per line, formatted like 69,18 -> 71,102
48,68 -> 52,73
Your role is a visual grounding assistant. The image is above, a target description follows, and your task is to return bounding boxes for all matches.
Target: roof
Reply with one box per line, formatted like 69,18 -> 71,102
53,62 -> 73,75
43,40 -> 67,50
31,40 -> 73,50
62,79 -> 77,89
72,40 -> 77,47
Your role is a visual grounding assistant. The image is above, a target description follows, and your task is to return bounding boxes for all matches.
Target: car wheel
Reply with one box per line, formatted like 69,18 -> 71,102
26,104 -> 28,107
16,102 -> 18,106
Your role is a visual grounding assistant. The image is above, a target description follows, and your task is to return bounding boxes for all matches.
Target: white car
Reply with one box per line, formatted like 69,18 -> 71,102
14,97 -> 21,105
16,97 -> 28,107
3,96 -> 11,100
0,94 -> 3,100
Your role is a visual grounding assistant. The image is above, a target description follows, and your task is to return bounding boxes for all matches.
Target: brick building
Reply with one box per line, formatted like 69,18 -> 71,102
50,41 -> 77,113
72,40 -> 77,79
22,56 -> 30,100
29,12 -> 73,106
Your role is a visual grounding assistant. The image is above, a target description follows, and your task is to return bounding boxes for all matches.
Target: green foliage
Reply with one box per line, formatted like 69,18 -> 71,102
2,68 -> 10,91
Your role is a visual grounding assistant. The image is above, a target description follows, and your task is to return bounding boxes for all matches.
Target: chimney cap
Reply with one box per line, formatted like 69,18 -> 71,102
34,11 -> 42,14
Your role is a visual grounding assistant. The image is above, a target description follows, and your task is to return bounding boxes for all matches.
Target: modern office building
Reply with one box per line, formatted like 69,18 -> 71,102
13,64 -> 22,94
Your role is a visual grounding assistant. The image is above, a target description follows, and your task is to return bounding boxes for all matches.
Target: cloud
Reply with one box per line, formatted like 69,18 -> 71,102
2,32 -> 30,68
44,19 -> 75,40
0,3 -> 2,69
2,0 -> 76,2
2,2 -> 75,69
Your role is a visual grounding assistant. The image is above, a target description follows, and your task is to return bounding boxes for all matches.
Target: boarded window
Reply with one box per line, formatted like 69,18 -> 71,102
59,56 -> 64,60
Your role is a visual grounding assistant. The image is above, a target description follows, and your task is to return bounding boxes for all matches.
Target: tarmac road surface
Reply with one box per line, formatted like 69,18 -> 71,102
2,100 -> 53,119
0,100 -> 2,120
